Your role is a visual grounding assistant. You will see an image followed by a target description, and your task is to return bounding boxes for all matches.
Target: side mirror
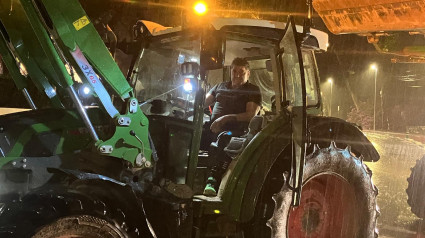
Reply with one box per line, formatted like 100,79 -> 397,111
302,35 -> 320,50
265,60 -> 273,72
133,20 -> 150,41
181,62 -> 200,78
200,30 -> 224,70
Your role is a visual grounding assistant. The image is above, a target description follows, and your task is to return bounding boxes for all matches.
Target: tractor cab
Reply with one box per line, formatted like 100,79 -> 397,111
0,1 -> 380,237
130,18 -> 328,194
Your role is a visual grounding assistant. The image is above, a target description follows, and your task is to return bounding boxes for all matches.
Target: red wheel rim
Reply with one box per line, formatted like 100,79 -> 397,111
288,174 -> 358,238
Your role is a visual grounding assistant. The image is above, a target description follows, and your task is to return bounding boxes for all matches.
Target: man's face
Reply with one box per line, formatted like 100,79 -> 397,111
231,65 -> 250,87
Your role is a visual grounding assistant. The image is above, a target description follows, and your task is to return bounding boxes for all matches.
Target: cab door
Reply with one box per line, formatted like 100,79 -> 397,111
279,17 -> 307,206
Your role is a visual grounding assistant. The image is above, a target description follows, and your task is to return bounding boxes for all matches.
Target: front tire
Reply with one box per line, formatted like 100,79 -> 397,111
0,188 -> 139,238
33,215 -> 127,238
266,144 -> 379,238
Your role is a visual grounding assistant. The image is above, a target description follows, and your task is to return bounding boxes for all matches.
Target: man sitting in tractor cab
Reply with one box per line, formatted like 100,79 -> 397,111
202,57 -> 262,196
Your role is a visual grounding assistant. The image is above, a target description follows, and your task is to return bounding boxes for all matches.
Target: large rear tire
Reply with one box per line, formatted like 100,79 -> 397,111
407,155 -> 425,218
255,144 -> 379,238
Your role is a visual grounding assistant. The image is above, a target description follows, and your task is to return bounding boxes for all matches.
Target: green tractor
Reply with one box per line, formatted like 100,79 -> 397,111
0,0 -> 380,237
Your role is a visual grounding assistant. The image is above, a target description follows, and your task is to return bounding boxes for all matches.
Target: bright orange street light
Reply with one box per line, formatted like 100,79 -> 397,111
193,2 -> 208,16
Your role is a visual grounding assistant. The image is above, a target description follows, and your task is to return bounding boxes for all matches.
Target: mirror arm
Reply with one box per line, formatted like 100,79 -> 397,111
303,0 -> 313,39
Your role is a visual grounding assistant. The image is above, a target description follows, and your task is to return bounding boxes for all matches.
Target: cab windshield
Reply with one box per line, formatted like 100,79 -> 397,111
132,30 -> 321,120
131,33 -> 200,121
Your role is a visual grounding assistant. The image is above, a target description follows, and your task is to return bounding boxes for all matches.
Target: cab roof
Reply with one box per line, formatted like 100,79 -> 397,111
141,18 -> 329,51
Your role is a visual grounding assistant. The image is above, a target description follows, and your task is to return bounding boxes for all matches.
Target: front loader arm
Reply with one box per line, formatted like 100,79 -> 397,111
0,0 -> 66,108
0,0 -> 153,167
0,32 -> 34,108
40,0 -> 133,101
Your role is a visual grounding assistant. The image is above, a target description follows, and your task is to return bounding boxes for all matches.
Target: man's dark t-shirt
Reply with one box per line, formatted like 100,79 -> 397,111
208,81 -> 262,130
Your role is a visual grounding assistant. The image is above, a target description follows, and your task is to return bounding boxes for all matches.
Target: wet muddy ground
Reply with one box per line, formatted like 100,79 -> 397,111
365,131 -> 425,238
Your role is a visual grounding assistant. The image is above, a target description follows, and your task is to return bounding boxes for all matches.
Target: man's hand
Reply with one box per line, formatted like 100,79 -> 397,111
205,93 -> 215,108
210,115 -> 235,133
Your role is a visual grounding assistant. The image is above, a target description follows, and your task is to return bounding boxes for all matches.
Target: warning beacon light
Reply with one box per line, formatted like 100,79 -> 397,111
193,1 -> 208,16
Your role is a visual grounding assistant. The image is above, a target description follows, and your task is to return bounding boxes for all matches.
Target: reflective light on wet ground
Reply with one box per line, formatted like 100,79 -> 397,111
365,131 -> 425,237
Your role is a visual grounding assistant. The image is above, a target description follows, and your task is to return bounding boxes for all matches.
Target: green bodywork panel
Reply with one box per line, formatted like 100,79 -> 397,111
0,108 -> 108,161
229,122 -> 285,221
6,121 -> 83,157
40,0 -> 132,99
0,105 -> 151,170
0,104 -> 152,167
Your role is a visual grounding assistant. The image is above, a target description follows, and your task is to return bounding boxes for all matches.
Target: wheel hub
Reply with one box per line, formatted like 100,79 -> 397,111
288,174 -> 358,238
302,208 -> 321,234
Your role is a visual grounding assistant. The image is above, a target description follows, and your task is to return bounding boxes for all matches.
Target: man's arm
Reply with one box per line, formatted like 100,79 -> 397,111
210,101 -> 260,133
235,101 -> 261,121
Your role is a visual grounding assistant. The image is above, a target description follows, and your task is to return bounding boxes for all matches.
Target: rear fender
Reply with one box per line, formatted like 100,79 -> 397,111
221,115 -> 292,222
308,116 -> 379,162
224,115 -> 379,223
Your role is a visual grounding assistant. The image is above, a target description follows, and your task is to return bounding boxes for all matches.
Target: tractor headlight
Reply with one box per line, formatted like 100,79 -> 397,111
183,78 -> 193,93
180,62 -> 199,93
78,84 -> 92,97
83,86 -> 91,95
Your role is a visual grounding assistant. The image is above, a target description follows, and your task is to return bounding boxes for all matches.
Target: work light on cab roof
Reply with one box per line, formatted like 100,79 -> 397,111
193,1 -> 207,16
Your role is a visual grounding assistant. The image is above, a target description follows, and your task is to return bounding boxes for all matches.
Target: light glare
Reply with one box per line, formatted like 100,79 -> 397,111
183,79 -> 193,92
83,86 -> 91,95
194,2 -> 207,15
